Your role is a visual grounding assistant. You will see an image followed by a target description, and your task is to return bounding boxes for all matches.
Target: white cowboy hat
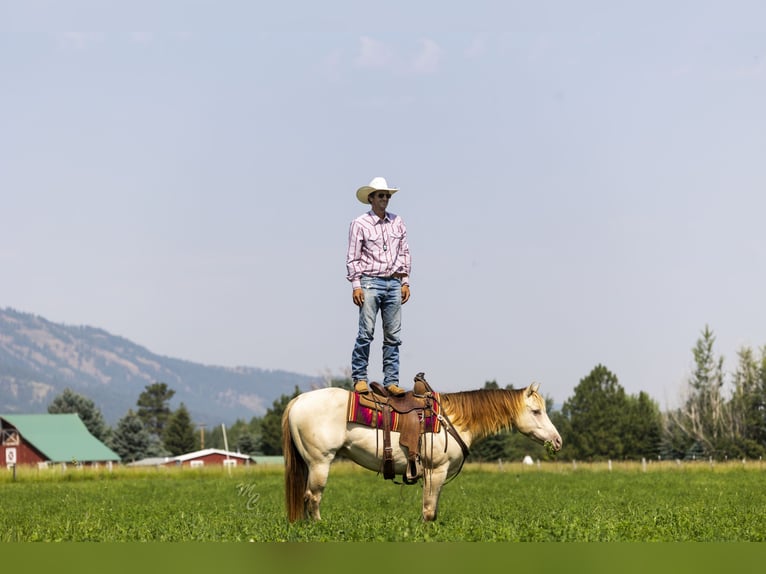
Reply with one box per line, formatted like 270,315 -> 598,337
355,176 -> 399,204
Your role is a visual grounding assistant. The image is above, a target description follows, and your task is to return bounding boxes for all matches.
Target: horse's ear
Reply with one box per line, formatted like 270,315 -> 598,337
526,382 -> 540,397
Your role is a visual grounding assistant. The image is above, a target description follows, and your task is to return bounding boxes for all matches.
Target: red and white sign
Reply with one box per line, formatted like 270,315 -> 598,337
5,447 -> 17,465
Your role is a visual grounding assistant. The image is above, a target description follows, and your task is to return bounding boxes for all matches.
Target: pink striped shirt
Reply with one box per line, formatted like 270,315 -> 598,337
346,211 -> 411,289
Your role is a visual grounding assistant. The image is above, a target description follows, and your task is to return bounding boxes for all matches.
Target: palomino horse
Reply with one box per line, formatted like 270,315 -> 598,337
282,381 -> 562,522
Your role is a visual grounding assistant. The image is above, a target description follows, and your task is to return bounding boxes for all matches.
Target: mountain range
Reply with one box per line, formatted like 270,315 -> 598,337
0,307 -> 323,426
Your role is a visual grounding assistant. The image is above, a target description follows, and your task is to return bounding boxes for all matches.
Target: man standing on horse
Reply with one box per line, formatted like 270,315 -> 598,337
346,176 -> 411,396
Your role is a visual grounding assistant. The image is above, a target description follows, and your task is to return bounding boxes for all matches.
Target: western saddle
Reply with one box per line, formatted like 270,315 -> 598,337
353,372 -> 438,484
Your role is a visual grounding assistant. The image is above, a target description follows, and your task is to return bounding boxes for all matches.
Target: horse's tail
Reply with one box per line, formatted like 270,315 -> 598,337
282,398 -> 308,522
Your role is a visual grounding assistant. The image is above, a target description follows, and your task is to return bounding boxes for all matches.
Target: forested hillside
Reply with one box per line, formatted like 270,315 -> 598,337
0,307 -> 321,425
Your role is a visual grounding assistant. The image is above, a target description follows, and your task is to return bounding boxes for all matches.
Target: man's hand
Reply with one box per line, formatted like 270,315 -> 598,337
401,284 -> 410,304
353,288 -> 365,307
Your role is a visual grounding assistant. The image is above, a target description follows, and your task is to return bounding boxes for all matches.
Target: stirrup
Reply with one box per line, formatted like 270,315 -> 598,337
403,456 -> 422,484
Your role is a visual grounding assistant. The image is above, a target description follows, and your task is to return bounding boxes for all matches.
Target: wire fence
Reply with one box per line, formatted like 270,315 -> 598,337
467,455 -> 766,474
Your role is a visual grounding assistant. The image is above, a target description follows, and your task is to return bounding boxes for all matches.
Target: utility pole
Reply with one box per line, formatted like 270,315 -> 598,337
198,423 -> 207,449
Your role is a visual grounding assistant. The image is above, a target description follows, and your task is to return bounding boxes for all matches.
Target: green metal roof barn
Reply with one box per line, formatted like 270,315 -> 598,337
1,414 -> 120,466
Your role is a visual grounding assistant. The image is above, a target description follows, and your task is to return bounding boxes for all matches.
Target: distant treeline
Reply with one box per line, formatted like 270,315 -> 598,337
53,325 -> 766,464
471,325 -> 766,462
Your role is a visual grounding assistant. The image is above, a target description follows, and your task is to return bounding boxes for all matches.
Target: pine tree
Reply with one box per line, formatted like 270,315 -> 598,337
469,429 -> 511,461
688,325 -> 726,454
668,326 -> 727,458
163,403 -> 196,456
136,382 -> 176,439
622,391 -> 663,459
109,410 -> 167,462
235,433 -> 258,455
561,364 -> 627,460
48,388 -> 110,442
727,346 -> 766,458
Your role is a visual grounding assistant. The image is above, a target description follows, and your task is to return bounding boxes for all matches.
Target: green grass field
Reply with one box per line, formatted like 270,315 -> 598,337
2,461 -> 765,542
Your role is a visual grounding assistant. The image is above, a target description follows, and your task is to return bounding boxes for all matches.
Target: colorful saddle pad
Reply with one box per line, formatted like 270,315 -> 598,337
346,391 -> 441,434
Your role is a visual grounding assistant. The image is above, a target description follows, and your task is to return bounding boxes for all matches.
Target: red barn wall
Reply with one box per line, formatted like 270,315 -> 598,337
169,453 -> 249,467
1,437 -> 47,466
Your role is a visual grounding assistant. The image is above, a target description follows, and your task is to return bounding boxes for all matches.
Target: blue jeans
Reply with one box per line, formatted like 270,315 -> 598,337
351,276 -> 402,387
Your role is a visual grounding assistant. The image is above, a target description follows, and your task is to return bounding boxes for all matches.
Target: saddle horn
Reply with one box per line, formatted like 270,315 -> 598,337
413,372 -> 432,398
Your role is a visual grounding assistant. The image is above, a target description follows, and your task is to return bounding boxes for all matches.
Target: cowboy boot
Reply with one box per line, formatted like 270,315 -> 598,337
386,384 -> 406,397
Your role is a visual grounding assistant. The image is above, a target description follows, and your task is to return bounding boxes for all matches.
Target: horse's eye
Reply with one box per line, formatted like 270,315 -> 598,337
532,409 -> 542,416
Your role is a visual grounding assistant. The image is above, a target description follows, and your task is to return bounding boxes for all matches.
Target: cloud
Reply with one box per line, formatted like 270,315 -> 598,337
410,38 -> 442,75
354,36 -> 393,69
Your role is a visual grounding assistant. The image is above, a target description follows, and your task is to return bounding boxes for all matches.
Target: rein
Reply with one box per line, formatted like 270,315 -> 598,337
430,394 -> 470,483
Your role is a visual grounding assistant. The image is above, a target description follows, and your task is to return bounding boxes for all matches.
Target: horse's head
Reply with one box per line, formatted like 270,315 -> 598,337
515,382 -> 562,452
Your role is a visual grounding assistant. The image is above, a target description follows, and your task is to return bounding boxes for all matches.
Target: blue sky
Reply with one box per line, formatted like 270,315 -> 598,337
2,1 -> 765,409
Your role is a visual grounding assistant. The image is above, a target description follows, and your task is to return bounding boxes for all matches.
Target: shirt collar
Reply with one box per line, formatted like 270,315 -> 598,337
367,210 -> 393,223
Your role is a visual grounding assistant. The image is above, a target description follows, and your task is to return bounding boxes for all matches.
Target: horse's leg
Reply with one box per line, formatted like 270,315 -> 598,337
286,387 -> 349,521
305,456 -> 333,520
421,465 -> 449,522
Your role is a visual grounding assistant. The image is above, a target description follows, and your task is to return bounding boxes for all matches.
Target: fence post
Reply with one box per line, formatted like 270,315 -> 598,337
608,460 -> 612,472
642,457 -> 647,472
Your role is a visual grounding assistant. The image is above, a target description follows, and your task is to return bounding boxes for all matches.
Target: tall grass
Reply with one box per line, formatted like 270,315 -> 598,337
2,461 -> 765,541
0,461 -> 284,483
4,458 -> 764,484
